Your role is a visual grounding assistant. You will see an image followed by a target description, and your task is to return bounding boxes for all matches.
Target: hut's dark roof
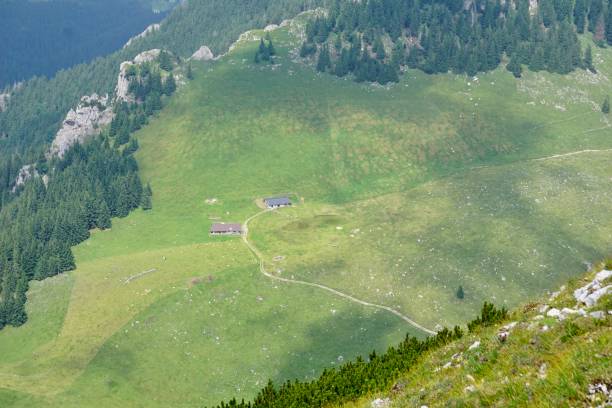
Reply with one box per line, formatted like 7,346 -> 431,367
264,197 -> 292,206
210,223 -> 242,233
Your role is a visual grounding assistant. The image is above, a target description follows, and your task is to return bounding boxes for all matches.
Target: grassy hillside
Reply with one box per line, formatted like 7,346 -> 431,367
344,262 -> 611,407
0,15 -> 611,407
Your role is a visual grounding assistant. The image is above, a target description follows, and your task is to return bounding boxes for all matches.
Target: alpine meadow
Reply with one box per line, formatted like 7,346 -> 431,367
0,1 -> 611,407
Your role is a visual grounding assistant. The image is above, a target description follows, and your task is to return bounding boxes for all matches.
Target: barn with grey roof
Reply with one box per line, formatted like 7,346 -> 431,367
210,223 -> 243,235
264,196 -> 292,209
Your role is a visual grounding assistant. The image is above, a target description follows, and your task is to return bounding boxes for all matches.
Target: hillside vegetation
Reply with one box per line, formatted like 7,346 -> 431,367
0,13 -> 610,406
344,262 -> 611,407
0,0 -> 163,88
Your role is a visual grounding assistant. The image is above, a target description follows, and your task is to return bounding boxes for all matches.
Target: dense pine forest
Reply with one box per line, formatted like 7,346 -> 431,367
0,0 -> 164,88
0,0 -> 324,200
301,0 -> 611,84
0,54 -> 176,328
210,303 -> 508,408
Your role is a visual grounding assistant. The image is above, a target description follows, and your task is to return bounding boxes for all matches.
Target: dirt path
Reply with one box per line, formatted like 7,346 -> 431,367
241,209 -> 437,336
532,148 -> 612,162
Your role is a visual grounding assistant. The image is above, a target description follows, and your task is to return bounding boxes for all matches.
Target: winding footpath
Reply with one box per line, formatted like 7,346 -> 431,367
241,209 -> 437,336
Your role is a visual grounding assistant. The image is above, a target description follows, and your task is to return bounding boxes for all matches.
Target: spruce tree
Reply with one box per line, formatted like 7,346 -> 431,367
158,51 -> 173,71
163,74 -> 176,96
186,63 -> 194,80
267,40 -> 276,57
574,0 -> 587,33
141,183 -> 153,211
584,45 -> 595,72
316,45 -> 331,72
602,95 -> 610,114
456,285 -> 465,300
507,55 -> 523,78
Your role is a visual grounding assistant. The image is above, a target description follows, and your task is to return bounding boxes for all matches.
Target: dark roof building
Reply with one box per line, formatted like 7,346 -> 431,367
210,223 -> 243,235
264,196 -> 292,208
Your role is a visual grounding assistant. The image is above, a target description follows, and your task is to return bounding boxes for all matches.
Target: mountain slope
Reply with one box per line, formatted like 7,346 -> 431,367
347,263 -> 611,407
0,16 -> 610,407
0,0 -> 164,87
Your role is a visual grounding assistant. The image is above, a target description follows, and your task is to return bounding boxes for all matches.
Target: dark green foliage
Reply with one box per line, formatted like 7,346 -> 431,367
209,304 -> 504,408
574,0 -> 587,33
467,302 -> 508,332
507,55 -> 523,78
456,285 -> 465,300
186,63 -> 194,80
141,183 -> 153,211
584,45 -> 595,73
316,45 -> 332,72
0,0 -> 162,88
0,138 -> 143,329
254,38 -> 276,63
158,51 -> 173,71
560,321 -> 583,342
602,95 -> 610,114
163,74 -> 177,96
0,0 -> 324,190
607,4 -> 612,45
302,0 -> 589,84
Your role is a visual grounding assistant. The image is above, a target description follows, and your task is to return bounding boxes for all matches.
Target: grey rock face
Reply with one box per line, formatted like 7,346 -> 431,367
190,45 -> 214,61
50,94 -> 113,158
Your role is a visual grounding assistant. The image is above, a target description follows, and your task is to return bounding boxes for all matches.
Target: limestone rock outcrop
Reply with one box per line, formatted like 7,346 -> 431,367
190,45 -> 214,61
116,49 -> 163,103
49,94 -> 113,158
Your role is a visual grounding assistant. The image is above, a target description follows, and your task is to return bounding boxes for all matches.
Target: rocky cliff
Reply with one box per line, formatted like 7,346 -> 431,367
49,94 -> 114,158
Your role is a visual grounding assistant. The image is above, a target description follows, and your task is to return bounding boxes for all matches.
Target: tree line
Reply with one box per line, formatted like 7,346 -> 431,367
209,302 -> 508,408
301,0 -> 611,84
0,50 -> 182,329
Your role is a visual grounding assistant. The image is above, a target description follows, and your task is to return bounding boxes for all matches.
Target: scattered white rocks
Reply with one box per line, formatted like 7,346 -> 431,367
12,164 -> 38,191
497,322 -> 518,343
468,340 -> 480,351
134,49 -> 162,65
549,285 -> 566,301
50,94 -> 113,158
589,310 -> 606,319
574,270 -> 612,308
538,304 -> 550,314
264,24 -> 279,32
464,385 -> 477,393
191,45 -> 215,61
587,382 -> 611,407
538,363 -> 548,379
371,397 -> 391,408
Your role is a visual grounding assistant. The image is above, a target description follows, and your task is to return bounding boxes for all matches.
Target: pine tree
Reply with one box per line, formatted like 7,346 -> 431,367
456,286 -> 465,299
584,45 -> 595,72
602,95 -> 610,114
116,126 -> 130,146
158,51 -> 173,71
141,183 -> 153,211
373,36 -> 386,60
574,0 -> 587,33
606,5 -> 612,45
316,45 -> 331,72
96,199 -> 112,230
507,55 -> 523,78
163,74 -> 176,96
186,64 -> 193,80
267,40 -> 276,57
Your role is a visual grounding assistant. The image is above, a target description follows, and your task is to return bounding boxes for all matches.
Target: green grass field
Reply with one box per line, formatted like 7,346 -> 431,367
0,17 -> 611,407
